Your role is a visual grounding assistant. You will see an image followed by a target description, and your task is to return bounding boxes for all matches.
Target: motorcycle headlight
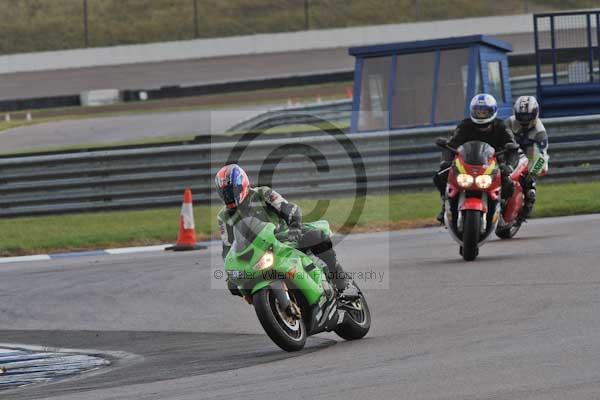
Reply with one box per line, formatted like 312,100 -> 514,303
456,174 -> 474,188
253,251 -> 274,271
475,174 -> 492,189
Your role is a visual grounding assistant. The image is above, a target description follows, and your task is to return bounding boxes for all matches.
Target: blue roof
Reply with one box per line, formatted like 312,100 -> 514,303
349,35 -> 513,57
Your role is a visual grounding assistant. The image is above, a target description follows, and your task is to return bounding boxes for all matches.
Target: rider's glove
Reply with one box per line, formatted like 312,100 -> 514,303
287,227 -> 302,243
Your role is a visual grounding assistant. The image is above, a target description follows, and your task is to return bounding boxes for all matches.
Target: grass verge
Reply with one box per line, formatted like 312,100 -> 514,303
1,1 -> 594,55
0,181 -> 598,257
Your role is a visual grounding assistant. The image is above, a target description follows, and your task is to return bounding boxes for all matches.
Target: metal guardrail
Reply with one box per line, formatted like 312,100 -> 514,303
1,115 -> 599,217
226,100 -> 352,133
511,69 -> 600,99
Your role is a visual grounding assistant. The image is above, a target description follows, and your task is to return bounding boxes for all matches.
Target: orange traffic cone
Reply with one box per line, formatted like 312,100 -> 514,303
166,188 -> 206,251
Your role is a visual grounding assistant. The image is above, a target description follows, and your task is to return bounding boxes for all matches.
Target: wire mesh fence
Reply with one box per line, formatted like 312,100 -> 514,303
0,0 -> 598,55
535,10 -> 600,85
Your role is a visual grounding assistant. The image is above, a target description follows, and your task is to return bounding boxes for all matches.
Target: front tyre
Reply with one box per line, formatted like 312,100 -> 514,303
462,210 -> 481,261
253,288 -> 306,352
335,291 -> 371,340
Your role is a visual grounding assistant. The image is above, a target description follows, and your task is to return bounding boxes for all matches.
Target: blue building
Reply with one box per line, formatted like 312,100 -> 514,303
349,35 -> 513,132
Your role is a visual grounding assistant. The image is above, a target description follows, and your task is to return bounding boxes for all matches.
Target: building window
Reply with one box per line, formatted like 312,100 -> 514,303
487,61 -> 505,103
391,52 -> 436,128
358,57 -> 391,131
435,49 -> 470,124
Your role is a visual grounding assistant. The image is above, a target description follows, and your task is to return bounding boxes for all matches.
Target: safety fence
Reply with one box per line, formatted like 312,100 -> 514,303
534,10 -> 600,117
0,115 -> 599,217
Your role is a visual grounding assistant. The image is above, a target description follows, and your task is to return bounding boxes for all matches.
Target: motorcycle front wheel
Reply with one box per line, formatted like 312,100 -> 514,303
253,288 -> 307,352
462,210 -> 481,261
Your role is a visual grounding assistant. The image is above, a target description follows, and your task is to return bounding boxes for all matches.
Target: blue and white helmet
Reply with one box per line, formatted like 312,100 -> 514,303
470,93 -> 498,125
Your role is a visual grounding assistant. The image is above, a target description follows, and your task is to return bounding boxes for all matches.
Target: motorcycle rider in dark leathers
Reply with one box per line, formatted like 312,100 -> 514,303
215,164 -> 358,297
433,93 -> 518,223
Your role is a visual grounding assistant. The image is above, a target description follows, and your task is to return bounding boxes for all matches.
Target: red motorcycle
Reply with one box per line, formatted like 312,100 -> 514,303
495,149 -> 531,240
436,139 -> 523,261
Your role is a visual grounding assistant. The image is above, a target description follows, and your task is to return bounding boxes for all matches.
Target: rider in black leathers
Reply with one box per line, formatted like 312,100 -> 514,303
433,94 -> 518,223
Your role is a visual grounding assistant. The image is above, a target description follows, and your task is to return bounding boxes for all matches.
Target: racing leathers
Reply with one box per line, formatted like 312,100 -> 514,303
217,186 -> 347,294
433,118 -> 518,220
506,116 -> 549,218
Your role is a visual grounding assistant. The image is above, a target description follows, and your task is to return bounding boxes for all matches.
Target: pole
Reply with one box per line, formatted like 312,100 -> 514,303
193,0 -> 199,38
304,0 -> 309,30
83,0 -> 89,47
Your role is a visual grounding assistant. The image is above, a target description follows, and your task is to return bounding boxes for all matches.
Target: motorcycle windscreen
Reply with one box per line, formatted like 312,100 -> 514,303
457,141 -> 495,165
232,217 -> 268,253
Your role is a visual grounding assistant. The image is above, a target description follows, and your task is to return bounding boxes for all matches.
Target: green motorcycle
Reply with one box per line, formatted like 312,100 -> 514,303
224,217 -> 371,352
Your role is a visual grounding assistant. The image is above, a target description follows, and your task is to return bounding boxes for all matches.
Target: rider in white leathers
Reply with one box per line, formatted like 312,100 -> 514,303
506,96 -> 549,218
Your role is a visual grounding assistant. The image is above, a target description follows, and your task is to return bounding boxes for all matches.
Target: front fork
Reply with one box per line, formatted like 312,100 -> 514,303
446,192 -> 500,245
455,193 -> 488,235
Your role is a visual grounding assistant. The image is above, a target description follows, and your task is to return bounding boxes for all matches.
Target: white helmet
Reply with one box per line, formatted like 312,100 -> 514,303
470,93 -> 498,125
513,96 -> 539,129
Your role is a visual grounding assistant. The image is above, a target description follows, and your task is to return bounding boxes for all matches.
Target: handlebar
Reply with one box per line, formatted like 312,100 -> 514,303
436,138 -> 519,157
435,138 -> 458,154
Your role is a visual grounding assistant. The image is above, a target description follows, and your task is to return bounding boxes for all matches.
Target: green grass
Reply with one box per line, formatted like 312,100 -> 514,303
1,0 -> 597,55
1,181 -> 598,256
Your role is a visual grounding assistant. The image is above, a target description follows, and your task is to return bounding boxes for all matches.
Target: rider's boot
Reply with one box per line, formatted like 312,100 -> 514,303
332,263 -> 360,298
319,249 -> 359,298
522,187 -> 536,219
521,175 -> 536,220
436,202 -> 445,224
306,231 -> 360,298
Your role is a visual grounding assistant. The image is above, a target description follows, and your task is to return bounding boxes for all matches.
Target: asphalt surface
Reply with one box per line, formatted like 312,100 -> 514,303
0,32 -> 534,102
0,104 -> 282,153
0,32 -> 533,154
0,48 -> 353,101
0,214 -> 599,399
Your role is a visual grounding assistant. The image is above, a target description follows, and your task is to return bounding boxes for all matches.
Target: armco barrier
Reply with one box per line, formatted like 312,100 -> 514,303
0,115 -> 599,217
226,100 -> 352,133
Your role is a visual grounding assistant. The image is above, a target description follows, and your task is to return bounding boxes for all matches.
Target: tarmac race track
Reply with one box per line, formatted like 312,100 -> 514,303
0,103 -> 283,154
0,32 -> 533,101
1,214 -> 599,399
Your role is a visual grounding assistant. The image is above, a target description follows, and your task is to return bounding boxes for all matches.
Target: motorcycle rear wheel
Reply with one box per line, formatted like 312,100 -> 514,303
496,220 -> 522,239
254,288 -> 307,352
462,210 -> 481,261
334,291 -> 371,340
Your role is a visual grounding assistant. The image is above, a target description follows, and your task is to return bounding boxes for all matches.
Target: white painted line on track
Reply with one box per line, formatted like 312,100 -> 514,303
105,244 -> 171,255
0,345 -> 109,392
0,255 -> 51,264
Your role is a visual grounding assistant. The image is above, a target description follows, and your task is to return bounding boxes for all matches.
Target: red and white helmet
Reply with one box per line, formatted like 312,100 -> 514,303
513,96 -> 539,129
215,164 -> 250,209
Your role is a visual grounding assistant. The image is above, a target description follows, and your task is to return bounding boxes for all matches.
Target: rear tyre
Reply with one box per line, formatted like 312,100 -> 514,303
253,288 -> 306,352
334,291 -> 371,340
462,210 -> 481,261
496,220 -> 522,239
